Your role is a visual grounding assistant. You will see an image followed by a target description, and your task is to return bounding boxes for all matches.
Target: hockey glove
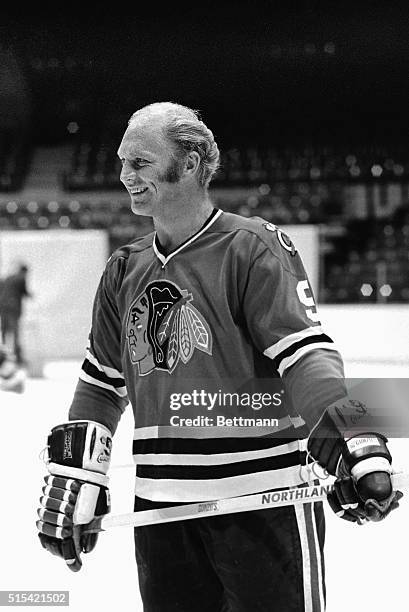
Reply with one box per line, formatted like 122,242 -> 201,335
36,420 -> 112,571
308,410 -> 403,524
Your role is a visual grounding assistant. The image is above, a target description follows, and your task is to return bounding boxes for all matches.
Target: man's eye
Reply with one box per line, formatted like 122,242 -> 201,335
119,158 -> 147,167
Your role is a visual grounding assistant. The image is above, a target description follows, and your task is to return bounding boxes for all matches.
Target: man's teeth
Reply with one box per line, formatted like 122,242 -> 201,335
131,187 -> 147,194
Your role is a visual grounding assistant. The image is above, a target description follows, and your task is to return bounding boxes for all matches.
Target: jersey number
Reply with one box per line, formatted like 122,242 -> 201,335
296,280 -> 320,323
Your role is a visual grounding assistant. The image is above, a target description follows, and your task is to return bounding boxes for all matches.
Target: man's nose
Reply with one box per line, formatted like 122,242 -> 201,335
121,171 -> 134,183
121,163 -> 137,183
122,174 -> 135,185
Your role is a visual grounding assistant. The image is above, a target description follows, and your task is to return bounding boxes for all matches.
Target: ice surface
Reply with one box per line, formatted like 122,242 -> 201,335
0,360 -> 407,611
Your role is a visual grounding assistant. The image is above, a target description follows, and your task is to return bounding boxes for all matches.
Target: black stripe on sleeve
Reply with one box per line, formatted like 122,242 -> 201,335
136,450 -> 307,480
81,358 -> 125,388
273,334 -> 334,370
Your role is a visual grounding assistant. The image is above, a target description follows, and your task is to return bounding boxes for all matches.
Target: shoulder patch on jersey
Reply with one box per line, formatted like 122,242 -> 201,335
217,212 -> 298,258
262,222 -> 297,257
126,280 -> 212,376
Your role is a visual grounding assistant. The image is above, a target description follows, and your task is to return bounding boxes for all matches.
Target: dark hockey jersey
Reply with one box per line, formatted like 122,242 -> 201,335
77,209 -> 340,501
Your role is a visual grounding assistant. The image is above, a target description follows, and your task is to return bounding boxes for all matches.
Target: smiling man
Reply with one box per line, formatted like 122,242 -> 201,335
118,104 -> 218,249
36,102 -> 401,612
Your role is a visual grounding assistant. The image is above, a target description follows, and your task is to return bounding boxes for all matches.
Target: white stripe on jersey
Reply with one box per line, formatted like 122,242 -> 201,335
133,439 -> 300,466
79,371 -> 128,398
295,504 -> 313,611
277,342 -> 339,376
85,349 -> 125,379
134,463 -> 311,502
295,503 -> 325,612
310,504 -> 326,610
263,326 -> 326,360
133,416 -> 306,440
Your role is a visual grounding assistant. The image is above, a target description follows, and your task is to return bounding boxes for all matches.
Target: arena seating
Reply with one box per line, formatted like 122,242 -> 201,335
62,140 -> 409,191
0,197 -> 408,303
0,199 -> 153,254
0,26 -> 407,310
322,213 -> 409,303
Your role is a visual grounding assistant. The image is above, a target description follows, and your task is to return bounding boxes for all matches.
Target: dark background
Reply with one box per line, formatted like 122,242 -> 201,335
3,2 -> 409,147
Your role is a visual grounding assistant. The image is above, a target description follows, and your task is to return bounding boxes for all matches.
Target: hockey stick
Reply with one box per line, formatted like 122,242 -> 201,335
84,471 -> 408,534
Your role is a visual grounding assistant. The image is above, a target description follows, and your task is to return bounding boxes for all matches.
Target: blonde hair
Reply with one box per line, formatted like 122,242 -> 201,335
128,102 -> 220,187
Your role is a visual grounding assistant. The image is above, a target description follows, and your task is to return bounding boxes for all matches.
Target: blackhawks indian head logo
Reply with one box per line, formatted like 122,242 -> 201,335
126,280 -> 212,376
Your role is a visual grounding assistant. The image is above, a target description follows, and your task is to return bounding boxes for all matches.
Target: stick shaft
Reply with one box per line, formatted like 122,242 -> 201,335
84,472 -> 408,534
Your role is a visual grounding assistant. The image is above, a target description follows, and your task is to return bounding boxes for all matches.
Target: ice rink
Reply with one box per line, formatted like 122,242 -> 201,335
1,359 -> 408,612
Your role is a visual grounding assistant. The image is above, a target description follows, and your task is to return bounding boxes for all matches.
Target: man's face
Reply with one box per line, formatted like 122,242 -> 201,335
117,120 -> 185,217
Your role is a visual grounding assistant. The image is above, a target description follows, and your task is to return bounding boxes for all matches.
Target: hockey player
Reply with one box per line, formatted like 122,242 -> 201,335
0,263 -> 32,365
36,103 -> 402,611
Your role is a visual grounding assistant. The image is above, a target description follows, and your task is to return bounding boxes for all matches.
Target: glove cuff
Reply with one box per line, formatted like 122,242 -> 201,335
343,433 -> 391,471
46,420 -> 112,476
350,457 -> 392,482
47,462 -> 109,487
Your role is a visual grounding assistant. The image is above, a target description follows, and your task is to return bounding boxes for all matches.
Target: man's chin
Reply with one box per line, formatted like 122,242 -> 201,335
131,200 -> 152,217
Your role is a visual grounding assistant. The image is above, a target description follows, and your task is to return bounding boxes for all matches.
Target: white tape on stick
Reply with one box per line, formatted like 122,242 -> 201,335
84,471 -> 408,534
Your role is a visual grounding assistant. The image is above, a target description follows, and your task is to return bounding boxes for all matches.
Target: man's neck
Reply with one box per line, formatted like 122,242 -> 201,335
154,197 -> 214,254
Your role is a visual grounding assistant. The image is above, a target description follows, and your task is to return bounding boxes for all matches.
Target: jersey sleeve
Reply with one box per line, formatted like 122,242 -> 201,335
283,347 -> 347,432
69,255 -> 129,431
79,255 -> 128,399
242,226 -> 338,376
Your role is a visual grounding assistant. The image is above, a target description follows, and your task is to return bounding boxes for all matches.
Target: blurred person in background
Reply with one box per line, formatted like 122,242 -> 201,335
0,262 -> 32,365
36,102 -> 401,612
0,343 -> 26,393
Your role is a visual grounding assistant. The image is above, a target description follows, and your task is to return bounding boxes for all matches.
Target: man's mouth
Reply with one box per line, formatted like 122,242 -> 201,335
130,187 -> 148,195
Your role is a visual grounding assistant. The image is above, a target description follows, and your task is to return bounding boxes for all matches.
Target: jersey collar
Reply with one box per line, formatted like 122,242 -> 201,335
152,208 -> 223,267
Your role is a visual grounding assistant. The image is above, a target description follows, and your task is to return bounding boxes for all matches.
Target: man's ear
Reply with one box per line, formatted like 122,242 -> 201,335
184,151 -> 201,176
